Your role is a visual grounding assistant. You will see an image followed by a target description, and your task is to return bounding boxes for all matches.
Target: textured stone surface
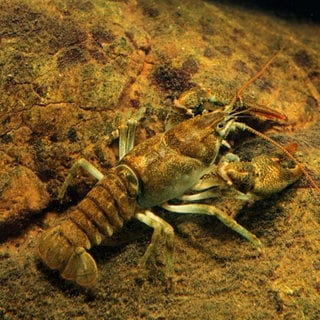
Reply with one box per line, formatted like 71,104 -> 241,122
0,0 -> 319,319
0,166 -> 49,235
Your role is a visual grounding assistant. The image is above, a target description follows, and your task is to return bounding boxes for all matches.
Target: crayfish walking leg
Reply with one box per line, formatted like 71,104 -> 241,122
135,210 -> 174,280
162,203 -> 262,248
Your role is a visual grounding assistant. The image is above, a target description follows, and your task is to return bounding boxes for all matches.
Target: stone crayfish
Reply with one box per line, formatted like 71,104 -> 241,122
38,52 -> 313,287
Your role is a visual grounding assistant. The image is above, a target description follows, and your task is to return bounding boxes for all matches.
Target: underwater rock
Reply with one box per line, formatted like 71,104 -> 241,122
0,166 -> 49,235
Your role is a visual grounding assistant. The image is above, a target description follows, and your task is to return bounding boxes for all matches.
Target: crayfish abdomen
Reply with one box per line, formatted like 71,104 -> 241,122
38,165 -> 139,286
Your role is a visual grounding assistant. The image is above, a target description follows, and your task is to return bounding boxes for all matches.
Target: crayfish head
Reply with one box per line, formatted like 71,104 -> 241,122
165,110 -> 235,165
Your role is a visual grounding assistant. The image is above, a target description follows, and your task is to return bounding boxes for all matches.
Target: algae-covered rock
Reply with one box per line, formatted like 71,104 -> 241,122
0,0 -> 151,228
0,166 -> 49,234
0,0 -> 319,318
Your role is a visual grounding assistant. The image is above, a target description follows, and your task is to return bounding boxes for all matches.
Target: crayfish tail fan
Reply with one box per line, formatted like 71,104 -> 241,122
60,247 -> 98,287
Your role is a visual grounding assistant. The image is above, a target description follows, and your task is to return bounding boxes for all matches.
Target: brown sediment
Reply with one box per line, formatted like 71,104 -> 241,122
0,0 -> 320,318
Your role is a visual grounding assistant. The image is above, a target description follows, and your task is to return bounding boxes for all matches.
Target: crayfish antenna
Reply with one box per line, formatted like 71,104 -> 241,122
238,123 -> 320,193
234,50 -> 282,101
225,49 -> 283,115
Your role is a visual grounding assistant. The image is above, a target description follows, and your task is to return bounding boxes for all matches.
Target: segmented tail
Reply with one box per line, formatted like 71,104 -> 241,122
38,165 -> 139,286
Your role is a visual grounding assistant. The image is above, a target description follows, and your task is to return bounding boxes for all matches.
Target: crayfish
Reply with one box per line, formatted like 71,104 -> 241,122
38,51 -> 317,287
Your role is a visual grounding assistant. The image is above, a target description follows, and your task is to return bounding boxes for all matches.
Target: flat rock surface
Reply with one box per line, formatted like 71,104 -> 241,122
0,0 -> 319,319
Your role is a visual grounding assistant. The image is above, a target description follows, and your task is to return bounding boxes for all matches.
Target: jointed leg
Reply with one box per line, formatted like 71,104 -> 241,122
59,111 -> 142,201
161,203 -> 262,248
135,210 -> 175,279
58,158 -> 104,202
119,107 -> 145,160
119,119 -> 138,160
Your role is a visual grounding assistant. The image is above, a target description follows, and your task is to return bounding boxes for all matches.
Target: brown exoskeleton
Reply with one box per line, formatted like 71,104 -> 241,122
38,52 -> 317,287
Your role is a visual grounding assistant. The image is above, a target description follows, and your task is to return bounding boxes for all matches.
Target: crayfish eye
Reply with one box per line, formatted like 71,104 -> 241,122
216,121 -> 225,130
215,120 -> 229,137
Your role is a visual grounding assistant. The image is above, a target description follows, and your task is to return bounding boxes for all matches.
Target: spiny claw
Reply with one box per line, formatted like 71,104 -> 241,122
219,154 -> 303,197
